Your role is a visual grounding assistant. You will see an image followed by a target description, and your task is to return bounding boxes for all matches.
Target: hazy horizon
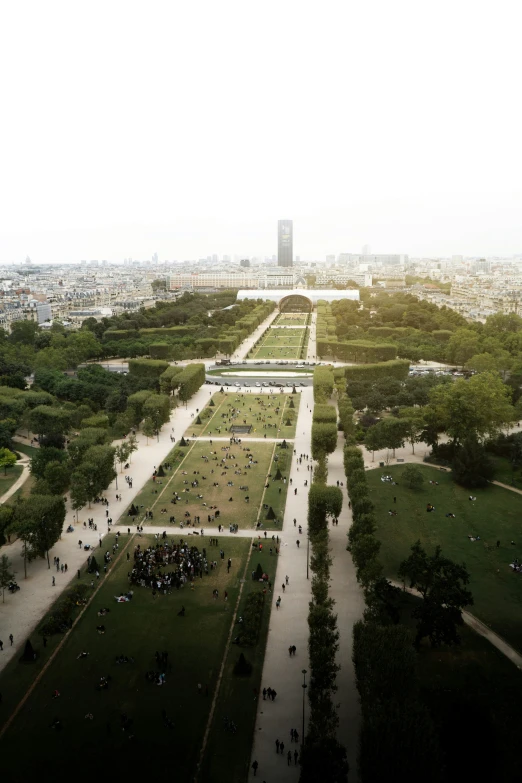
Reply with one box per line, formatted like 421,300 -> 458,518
1,0 -> 521,263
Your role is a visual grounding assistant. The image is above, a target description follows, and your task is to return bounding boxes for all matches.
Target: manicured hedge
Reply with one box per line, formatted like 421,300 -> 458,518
344,359 -> 410,383
128,358 -> 169,379
313,366 -> 334,403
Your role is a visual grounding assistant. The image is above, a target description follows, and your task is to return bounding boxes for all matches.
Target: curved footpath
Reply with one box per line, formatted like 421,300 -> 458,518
0,458 -> 30,506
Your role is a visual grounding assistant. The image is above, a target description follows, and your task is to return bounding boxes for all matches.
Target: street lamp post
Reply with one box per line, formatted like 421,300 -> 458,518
301,669 -> 308,748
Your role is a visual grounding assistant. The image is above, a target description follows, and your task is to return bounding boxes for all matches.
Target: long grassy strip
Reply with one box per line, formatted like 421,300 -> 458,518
197,445 -> 280,780
123,438 -> 199,522
0,532 -> 136,740
193,537 -> 253,782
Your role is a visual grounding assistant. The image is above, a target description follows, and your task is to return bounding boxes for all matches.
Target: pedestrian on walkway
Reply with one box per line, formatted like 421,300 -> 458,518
251,760 -> 258,776
52,577 -> 55,586
287,750 -> 292,765
285,575 -> 289,584
282,583 -> 285,593
294,729 -> 299,743
293,518 -> 296,527
262,688 -> 267,700
0,640 -> 3,650
296,539 -> 300,548
294,749 -> 299,765
280,740 -> 284,754
9,634 -> 13,646
294,488 -> 297,495
275,739 -> 280,753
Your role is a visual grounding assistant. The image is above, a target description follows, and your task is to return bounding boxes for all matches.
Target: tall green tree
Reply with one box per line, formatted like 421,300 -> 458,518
142,417 -> 156,444
11,495 -> 66,571
114,443 -> 131,473
398,540 -> 473,647
29,406 -> 71,440
397,407 -> 426,454
0,554 -> 15,602
0,447 -> 17,475
427,371 -> 515,444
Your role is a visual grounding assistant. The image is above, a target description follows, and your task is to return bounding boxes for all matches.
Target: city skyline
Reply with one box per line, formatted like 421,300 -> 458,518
1,2 -> 522,263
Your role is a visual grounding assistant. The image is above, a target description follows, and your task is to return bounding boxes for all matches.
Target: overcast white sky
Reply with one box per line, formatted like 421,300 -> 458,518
1,0 -> 521,263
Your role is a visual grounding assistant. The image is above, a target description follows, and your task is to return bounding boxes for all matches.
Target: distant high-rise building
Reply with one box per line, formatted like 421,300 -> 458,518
362,244 -> 371,256
295,256 -> 300,264
326,255 -> 336,265
278,220 -> 293,267
240,259 -> 250,268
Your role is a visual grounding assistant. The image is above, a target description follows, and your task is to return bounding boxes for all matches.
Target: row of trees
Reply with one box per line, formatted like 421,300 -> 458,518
300,451 -> 347,783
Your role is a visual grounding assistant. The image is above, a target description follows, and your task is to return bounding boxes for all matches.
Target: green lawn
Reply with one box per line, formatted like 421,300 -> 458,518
273,314 -> 309,326
186,391 -> 300,440
0,464 -> 23,498
251,326 -> 310,360
490,454 -> 522,490
124,439 -> 291,530
201,544 -> 280,782
0,533 -> 125,733
366,464 -> 522,650
257,328 -> 306,346
0,535 -> 251,780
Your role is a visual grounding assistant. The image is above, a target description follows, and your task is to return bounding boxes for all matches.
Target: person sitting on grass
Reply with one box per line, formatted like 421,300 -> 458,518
96,625 -> 106,634
77,651 -> 89,659
426,503 -> 435,513
445,512 -> 456,518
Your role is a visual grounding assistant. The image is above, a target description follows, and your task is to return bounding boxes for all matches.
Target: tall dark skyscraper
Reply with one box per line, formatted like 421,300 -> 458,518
278,219 -> 293,267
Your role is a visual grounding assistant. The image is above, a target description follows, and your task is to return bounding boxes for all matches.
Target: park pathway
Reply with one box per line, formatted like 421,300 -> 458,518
237,308 -> 279,361
326,431 -> 365,781
0,383 -> 211,673
0,456 -> 30,506
248,385 -> 314,782
306,312 -> 316,361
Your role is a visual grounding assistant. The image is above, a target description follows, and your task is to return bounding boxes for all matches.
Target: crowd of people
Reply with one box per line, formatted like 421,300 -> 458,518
128,539 -> 220,593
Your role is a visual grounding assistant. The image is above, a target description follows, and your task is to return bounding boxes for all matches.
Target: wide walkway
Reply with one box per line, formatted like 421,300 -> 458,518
326,431 -> 365,781
0,384 -> 211,672
248,385 -> 314,781
306,313 -> 316,361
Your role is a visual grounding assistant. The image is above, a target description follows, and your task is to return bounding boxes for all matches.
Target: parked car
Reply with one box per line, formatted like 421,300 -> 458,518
255,382 -> 261,387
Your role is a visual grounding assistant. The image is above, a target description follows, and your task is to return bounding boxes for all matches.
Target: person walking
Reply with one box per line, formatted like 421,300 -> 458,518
9,634 -> 13,646
0,640 -> 3,651
287,750 -> 292,766
280,740 -> 284,755
285,575 -> 289,585
52,577 -> 55,586
282,583 -> 285,593
294,749 -> 299,765
275,739 -> 280,753
251,760 -> 258,776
